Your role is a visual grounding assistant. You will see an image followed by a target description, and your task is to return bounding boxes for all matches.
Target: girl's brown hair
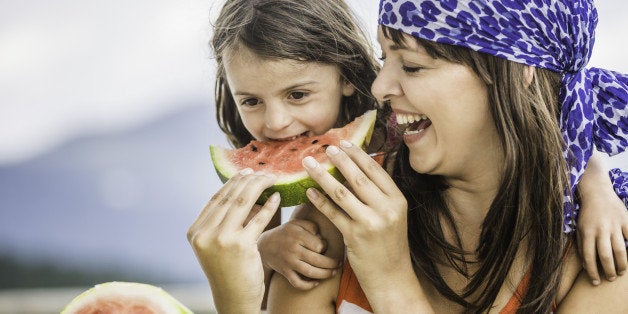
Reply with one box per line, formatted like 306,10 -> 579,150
384,27 -> 568,313
211,0 -> 385,149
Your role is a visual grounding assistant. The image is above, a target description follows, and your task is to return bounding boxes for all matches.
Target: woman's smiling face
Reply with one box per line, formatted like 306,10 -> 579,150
372,28 -> 502,179
223,45 -> 355,142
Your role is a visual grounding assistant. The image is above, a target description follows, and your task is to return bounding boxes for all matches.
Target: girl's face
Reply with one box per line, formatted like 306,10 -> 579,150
223,46 -> 355,142
372,28 -> 502,180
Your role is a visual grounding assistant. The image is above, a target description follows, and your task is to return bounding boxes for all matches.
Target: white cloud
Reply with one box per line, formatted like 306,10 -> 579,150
0,0 -> 216,164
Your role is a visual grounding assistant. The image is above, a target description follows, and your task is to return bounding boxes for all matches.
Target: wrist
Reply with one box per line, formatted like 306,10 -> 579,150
359,259 -> 434,313
210,281 -> 264,314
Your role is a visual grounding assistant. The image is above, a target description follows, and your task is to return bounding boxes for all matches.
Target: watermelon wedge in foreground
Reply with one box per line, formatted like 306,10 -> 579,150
210,109 -> 377,207
61,281 -> 193,314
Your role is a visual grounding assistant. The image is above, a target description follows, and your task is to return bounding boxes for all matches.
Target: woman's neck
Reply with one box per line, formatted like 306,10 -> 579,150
441,164 -> 502,251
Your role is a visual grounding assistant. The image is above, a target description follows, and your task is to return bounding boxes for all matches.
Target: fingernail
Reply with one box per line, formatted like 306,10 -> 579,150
339,140 -> 352,148
302,156 -> 318,169
619,270 -> 626,276
608,276 -> 616,281
240,168 -> 253,175
326,145 -> 339,156
306,188 -> 319,200
332,270 -> 337,276
268,192 -> 280,204
592,279 -> 600,286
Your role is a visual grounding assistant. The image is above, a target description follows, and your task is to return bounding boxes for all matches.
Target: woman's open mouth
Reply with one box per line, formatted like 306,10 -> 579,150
395,112 -> 432,136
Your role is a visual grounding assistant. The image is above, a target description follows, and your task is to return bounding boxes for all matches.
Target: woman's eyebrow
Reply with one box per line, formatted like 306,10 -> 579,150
388,44 -> 408,51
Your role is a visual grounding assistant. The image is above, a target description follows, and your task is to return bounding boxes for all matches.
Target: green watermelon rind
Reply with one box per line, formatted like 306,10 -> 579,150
210,109 -> 376,207
210,147 -> 345,207
60,281 -> 193,314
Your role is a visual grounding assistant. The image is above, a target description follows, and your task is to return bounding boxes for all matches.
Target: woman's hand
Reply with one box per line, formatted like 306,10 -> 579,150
258,219 -> 340,289
301,140 -> 432,312
187,168 -> 280,314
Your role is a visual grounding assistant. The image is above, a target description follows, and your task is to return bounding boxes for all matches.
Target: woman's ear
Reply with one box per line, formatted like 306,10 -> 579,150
342,79 -> 356,96
523,66 -> 535,87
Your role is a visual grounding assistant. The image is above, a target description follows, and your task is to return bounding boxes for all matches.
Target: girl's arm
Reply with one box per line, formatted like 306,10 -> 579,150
259,205 -> 343,309
265,205 -> 344,313
576,151 -> 628,285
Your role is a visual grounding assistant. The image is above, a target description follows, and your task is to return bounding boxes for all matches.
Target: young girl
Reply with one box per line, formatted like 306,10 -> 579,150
188,0 -> 387,310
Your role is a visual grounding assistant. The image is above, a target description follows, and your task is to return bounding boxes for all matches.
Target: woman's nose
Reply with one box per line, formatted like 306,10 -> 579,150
264,103 -> 292,131
371,64 -> 403,102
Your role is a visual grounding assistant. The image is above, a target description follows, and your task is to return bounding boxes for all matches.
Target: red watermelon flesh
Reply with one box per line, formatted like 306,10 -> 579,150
61,282 -> 192,314
210,110 -> 377,207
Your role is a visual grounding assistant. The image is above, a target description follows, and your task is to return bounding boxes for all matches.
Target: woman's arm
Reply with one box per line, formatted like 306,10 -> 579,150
301,142 -> 435,313
556,249 -> 628,312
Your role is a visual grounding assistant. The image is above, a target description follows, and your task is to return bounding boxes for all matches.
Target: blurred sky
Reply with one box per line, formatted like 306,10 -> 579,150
0,0 -> 626,165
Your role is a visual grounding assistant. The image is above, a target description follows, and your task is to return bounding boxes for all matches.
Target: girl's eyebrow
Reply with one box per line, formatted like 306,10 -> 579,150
232,81 -> 318,97
280,81 -> 318,92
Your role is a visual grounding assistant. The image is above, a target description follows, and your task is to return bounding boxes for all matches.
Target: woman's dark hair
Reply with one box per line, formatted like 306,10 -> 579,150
384,27 -> 568,313
211,0 -> 386,150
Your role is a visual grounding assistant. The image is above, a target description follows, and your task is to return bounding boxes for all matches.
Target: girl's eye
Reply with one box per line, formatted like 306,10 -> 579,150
288,91 -> 308,100
241,98 -> 260,107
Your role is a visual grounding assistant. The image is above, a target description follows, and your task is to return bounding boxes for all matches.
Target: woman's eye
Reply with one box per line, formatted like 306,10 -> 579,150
402,65 -> 422,73
288,91 -> 307,100
241,98 -> 260,107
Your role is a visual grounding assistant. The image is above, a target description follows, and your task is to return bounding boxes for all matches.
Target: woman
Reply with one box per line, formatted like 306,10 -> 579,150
267,0 -> 628,312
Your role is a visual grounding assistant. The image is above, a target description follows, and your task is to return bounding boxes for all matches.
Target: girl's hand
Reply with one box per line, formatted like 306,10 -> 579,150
576,154 -> 628,285
187,169 -> 280,314
302,140 -> 430,311
577,191 -> 628,285
258,219 -> 340,290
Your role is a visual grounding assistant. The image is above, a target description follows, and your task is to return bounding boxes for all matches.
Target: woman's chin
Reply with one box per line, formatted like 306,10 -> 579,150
409,158 -> 433,175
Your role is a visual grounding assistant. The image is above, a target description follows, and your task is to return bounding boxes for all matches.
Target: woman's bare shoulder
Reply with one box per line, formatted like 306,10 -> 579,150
556,245 -> 628,312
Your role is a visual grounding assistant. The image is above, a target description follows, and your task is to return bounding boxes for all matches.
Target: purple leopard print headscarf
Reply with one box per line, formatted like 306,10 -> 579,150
378,0 -> 628,233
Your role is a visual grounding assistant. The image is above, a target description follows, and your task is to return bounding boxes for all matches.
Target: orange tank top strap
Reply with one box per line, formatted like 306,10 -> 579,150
335,259 -> 373,314
499,239 -> 573,313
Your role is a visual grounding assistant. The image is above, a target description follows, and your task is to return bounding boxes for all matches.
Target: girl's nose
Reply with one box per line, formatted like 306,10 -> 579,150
264,102 -> 292,131
371,64 -> 403,102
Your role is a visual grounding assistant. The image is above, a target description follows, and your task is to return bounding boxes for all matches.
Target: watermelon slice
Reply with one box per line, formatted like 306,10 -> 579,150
61,281 -> 193,314
210,109 -> 377,207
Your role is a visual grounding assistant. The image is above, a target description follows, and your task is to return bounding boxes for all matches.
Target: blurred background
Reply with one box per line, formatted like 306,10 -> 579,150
0,0 -> 626,313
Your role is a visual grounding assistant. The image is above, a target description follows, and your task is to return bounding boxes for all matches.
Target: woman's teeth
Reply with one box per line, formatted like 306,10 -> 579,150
395,112 -> 427,125
395,112 -> 431,135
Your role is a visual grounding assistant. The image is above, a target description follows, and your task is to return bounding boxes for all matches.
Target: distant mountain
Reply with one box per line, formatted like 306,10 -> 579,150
0,103 -> 230,287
